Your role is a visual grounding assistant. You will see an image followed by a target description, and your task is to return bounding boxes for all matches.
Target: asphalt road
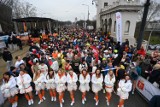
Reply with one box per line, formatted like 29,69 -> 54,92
0,46 -> 148,107
2,89 -> 148,107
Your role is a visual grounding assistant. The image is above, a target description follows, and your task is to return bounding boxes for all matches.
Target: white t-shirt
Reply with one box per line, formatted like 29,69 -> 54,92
38,64 -> 48,75
15,60 -> 25,69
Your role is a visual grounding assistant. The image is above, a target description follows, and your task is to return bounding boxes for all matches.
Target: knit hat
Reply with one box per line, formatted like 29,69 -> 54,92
114,49 -> 118,53
102,58 -> 106,61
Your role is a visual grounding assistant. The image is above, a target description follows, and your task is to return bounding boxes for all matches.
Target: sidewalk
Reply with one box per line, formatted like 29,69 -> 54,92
0,46 -> 29,79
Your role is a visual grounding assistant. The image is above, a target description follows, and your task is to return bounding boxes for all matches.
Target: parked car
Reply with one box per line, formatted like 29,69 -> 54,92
148,44 -> 160,50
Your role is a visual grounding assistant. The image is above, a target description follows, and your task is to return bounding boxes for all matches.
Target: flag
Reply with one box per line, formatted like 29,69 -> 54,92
23,22 -> 27,32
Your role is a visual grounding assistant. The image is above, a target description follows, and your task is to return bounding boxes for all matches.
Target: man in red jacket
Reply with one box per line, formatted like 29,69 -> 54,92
137,46 -> 146,56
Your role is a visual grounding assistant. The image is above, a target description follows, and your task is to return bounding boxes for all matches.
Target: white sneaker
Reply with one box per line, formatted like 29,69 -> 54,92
95,100 -> 99,106
51,97 -> 54,101
103,89 -> 106,93
28,100 -> 31,105
14,102 -> 18,107
31,99 -> 34,104
54,97 -> 57,101
12,103 -> 16,107
132,91 -> 134,94
82,100 -> 85,104
38,100 -> 43,104
62,99 -> 64,103
43,96 -> 46,100
70,101 -> 75,106
84,97 -> 86,101
35,91 -> 38,95
60,103 -> 63,107
106,100 -> 110,106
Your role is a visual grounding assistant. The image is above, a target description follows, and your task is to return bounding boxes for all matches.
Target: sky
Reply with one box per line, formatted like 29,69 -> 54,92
23,0 -> 97,21
23,0 -> 160,22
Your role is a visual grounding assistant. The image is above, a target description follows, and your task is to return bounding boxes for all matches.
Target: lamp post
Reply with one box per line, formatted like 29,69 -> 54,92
82,4 -> 90,21
137,0 -> 151,50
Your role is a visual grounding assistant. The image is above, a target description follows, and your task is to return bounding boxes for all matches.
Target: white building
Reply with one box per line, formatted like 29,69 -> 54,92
94,0 -> 142,45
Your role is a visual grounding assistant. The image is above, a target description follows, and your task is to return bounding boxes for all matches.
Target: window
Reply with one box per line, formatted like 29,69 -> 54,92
125,21 -> 130,33
114,21 -> 116,32
104,2 -> 108,7
126,0 -> 134,2
105,19 -> 107,32
101,19 -> 103,28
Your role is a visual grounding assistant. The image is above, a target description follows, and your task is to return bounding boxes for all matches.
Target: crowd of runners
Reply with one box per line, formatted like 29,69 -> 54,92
1,27 -> 160,107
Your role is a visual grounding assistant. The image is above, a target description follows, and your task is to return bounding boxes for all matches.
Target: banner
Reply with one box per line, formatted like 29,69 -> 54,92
23,22 -> 27,32
0,35 -> 9,41
136,76 -> 160,101
116,12 -> 122,44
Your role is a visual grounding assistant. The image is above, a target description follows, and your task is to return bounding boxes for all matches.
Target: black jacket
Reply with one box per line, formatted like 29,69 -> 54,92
149,95 -> 160,107
149,69 -> 160,84
12,36 -> 17,44
2,51 -> 13,61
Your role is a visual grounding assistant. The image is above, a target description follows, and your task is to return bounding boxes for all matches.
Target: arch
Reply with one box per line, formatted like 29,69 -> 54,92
125,20 -> 130,33
108,18 -> 112,33
101,19 -> 107,31
101,19 -> 104,26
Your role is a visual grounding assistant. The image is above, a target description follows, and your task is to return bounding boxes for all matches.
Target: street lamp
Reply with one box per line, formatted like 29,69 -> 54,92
82,4 -> 90,21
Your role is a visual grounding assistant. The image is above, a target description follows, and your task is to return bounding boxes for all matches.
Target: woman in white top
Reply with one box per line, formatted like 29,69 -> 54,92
55,69 -> 67,107
1,72 -> 18,107
17,70 -> 33,106
79,59 -> 88,73
104,70 -> 115,106
92,69 -> 103,106
33,69 -> 46,104
79,69 -> 90,104
38,61 -> 48,76
67,70 -> 78,106
46,68 -> 56,102
117,74 -> 132,107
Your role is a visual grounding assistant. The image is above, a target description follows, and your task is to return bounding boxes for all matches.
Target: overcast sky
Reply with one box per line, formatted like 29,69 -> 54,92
23,0 -> 160,21
23,0 -> 96,21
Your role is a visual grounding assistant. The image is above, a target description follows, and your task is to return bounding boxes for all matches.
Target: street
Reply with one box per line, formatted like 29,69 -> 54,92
2,90 -> 148,107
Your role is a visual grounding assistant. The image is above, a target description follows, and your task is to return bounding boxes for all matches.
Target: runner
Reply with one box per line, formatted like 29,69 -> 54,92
1,72 -> 18,107
91,69 -> 103,106
117,74 -> 132,107
79,69 -> 90,104
55,69 -> 66,107
45,68 -> 56,102
66,70 -> 78,106
33,69 -> 46,104
104,69 -> 116,106
17,70 -> 33,105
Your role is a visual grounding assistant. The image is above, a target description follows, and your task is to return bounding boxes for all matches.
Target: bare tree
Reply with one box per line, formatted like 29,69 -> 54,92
0,0 -> 13,7
20,2 -> 36,18
12,0 -> 37,19
139,1 -> 160,26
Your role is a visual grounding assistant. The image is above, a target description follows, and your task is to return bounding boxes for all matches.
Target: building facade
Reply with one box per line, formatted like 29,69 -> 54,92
95,0 -> 142,45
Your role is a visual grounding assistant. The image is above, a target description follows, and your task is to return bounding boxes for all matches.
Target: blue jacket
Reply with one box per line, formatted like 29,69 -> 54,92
103,66 -> 115,76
